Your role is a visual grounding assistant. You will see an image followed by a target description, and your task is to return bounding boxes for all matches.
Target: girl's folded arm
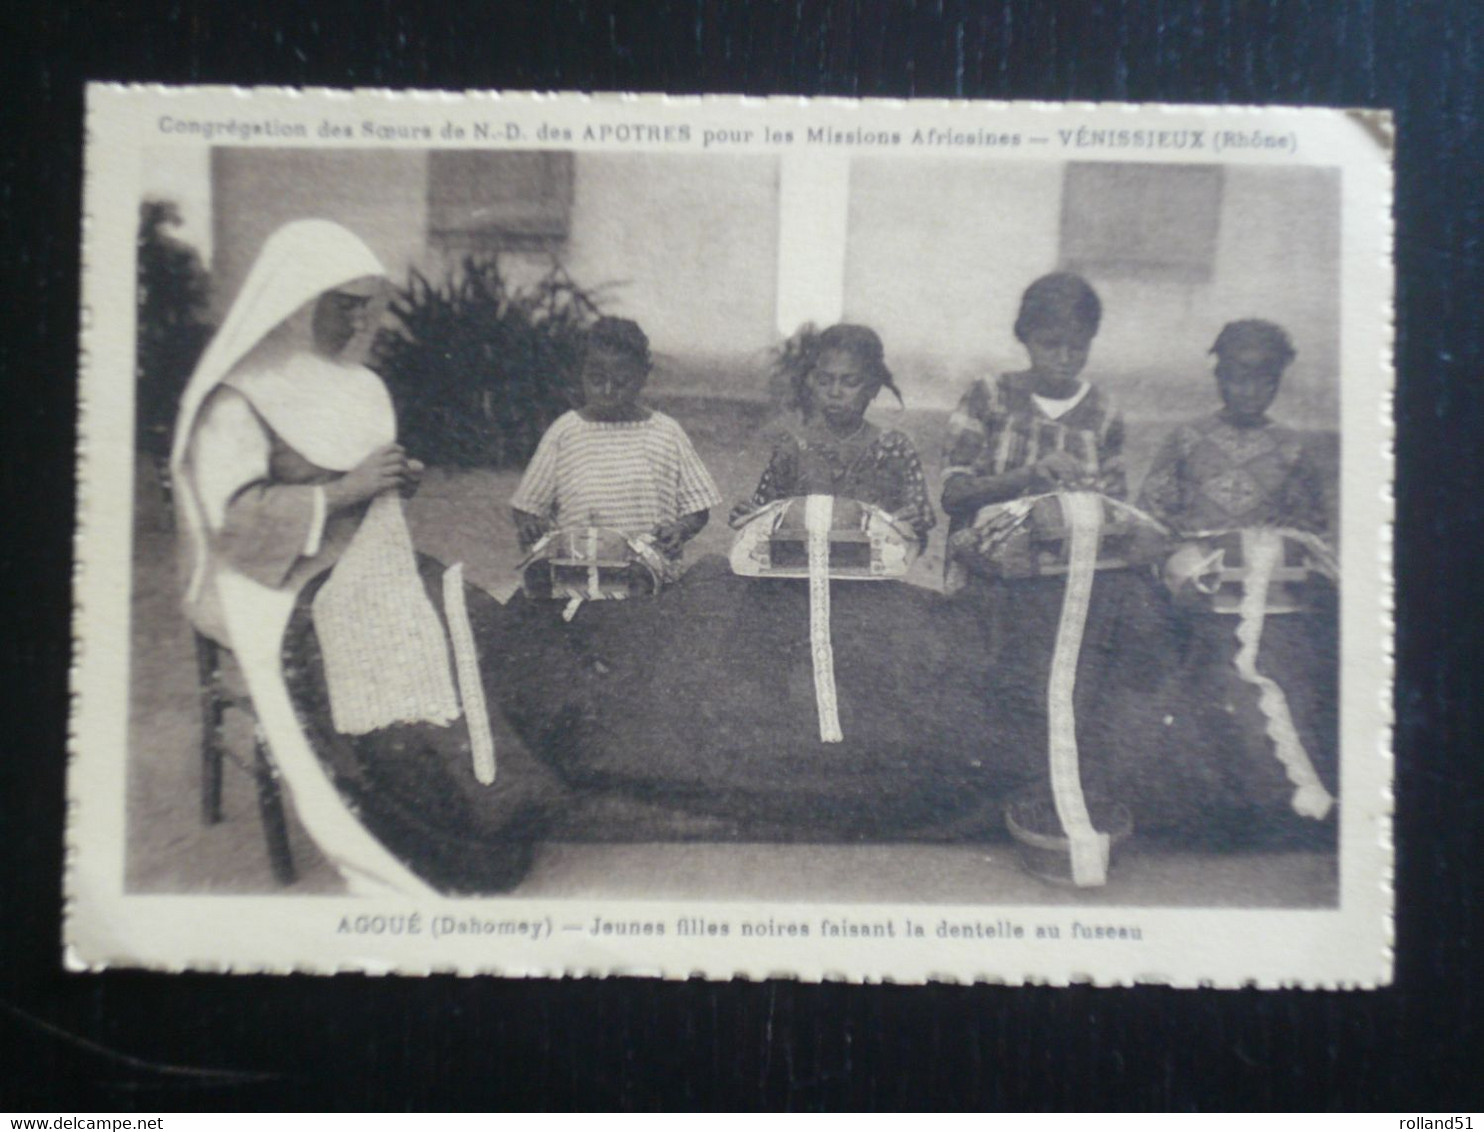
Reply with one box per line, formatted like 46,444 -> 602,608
511,508 -> 550,551
940,466 -> 1036,520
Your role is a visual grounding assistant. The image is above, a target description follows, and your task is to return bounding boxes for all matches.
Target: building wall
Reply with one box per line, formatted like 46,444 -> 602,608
210,148 -> 780,393
844,159 -> 1065,411
845,159 -> 1341,426
208,149 -> 1338,426
210,148 -> 430,321
561,152 -> 780,387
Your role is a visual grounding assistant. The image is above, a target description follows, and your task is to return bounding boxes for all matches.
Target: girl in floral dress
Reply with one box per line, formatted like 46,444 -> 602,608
731,323 -> 935,550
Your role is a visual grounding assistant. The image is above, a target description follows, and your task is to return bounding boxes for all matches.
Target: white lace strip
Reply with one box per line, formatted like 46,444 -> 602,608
1233,529 -> 1335,819
313,493 -> 461,734
443,563 -> 496,786
587,528 -> 602,600
1046,492 -> 1111,887
806,494 -> 843,743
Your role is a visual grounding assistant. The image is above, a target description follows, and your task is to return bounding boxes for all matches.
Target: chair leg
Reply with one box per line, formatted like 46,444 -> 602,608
253,727 -> 296,886
194,633 -> 226,825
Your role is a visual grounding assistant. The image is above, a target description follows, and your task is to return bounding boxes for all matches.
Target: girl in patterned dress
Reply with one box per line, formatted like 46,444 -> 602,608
1115,320 -> 1339,842
940,272 -> 1126,557
510,317 -> 722,576
730,323 -> 936,550
939,273 -> 1172,814
1138,320 -> 1328,535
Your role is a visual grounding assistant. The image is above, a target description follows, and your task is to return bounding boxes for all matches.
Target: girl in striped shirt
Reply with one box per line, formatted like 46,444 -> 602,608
510,317 -> 721,573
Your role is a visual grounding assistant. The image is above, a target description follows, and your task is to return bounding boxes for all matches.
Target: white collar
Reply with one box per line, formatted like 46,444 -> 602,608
225,347 -> 395,472
171,219 -> 387,472
1031,382 -> 1091,420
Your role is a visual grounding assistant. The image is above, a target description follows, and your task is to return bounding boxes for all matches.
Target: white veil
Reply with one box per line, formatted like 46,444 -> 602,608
164,220 -> 450,897
171,219 -> 388,605
171,219 -> 387,467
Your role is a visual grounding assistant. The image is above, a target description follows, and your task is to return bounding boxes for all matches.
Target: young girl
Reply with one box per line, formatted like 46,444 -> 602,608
731,323 -> 935,549
939,273 -> 1164,885
940,271 -> 1126,543
1138,319 -> 1327,535
510,317 -> 721,574
1117,319 -> 1338,840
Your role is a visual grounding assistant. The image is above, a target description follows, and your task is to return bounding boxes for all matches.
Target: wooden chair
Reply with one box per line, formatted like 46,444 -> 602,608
193,630 -> 297,886
154,453 -> 297,885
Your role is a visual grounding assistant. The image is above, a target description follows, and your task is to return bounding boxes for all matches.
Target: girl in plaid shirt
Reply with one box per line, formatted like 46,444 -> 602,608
940,272 -> 1127,548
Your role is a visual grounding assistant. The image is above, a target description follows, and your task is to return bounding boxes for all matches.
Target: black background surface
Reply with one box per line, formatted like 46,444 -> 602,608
3,0 -> 1480,1111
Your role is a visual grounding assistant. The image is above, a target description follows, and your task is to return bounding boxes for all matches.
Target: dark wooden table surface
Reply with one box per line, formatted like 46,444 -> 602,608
3,0 -> 1480,1111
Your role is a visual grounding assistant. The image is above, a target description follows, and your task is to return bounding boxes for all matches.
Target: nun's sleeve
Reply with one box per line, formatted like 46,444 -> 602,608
189,386 -> 327,588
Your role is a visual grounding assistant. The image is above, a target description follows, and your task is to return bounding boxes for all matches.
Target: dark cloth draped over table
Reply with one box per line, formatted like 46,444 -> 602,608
1105,583 -> 1340,842
492,556 -> 1026,838
279,494 -> 1335,894
946,567 -> 1181,805
283,556 -> 564,895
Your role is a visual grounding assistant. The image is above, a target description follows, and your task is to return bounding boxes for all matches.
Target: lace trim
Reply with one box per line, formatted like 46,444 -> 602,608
443,563 -> 496,786
312,493 -> 460,735
805,494 -> 843,743
1233,529 -> 1335,819
1046,492 -> 1111,886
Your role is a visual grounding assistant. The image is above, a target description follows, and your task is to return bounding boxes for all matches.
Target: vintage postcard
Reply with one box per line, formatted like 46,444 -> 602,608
70,86 -> 1393,985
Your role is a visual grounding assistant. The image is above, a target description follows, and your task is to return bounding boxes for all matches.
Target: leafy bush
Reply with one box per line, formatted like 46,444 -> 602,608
136,200 -> 213,457
376,256 -> 611,468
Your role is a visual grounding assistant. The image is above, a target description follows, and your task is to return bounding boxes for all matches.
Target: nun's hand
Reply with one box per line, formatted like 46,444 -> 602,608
399,457 -> 426,498
326,444 -> 410,511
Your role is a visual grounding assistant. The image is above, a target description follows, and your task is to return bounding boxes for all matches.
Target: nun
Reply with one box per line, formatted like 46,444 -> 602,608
172,219 -> 546,896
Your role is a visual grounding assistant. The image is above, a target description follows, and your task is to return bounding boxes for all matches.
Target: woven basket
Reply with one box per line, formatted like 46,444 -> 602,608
1004,795 -> 1135,886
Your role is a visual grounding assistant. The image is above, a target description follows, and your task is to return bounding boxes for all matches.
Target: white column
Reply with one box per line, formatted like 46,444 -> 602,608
775,152 -> 851,336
